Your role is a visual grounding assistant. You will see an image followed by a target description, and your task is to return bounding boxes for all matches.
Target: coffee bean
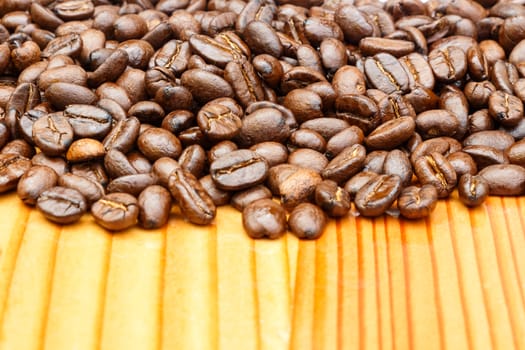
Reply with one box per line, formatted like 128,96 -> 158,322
71,161 -> 109,187
45,82 -> 98,110
17,165 -> 58,206
288,203 -> 327,240
37,186 -> 87,224
236,108 -> 290,147
458,174 -> 490,207
463,145 -> 509,169
66,138 -> 105,163
32,113 -> 74,156
415,109 -> 460,139
199,174 -> 231,206
180,68 -> 234,104
196,98 -> 242,142
364,53 -> 409,94
288,149 -> 328,173
398,185 -> 438,219
137,127 -> 181,161
107,173 -> 157,197
488,90 -> 524,127
429,46 -> 467,82
315,179 -> 351,217
365,116 -> 416,150
322,144 -> 366,184
168,168 -> 216,225
354,174 -> 403,217
138,185 -> 172,229
231,184 -> 272,212
58,172 -> 105,207
210,149 -> 268,191
91,192 -> 139,231
242,198 -> 286,239
447,151 -> 478,177
413,152 -> 457,198
478,164 -> 525,196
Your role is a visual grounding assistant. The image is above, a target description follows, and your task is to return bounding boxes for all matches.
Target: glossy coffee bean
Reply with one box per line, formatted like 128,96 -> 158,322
413,152 -> 457,198
354,174 -> 403,217
288,203 -> 327,240
478,164 -> 525,196
168,168 -> 216,225
315,180 -> 351,217
322,144 -> 366,184
32,113 -> 74,156
231,185 -> 272,212
242,198 -> 286,239
458,174 -> 490,207
398,185 -> 439,219
138,185 -> 172,229
17,165 -> 58,206
91,192 -> 139,231
37,186 -> 87,224
137,127 -> 182,161
210,149 -> 269,191
199,175 -> 231,206
58,173 -> 105,207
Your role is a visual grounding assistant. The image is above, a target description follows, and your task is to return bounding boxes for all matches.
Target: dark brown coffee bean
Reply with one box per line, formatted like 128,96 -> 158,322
315,179 -> 351,217
365,116 -> 416,150
87,49 -> 129,88
335,5 -> 378,44
250,142 -> 288,167
5,82 -> 40,138
488,91 -> 524,127
137,127 -> 182,161
17,165 -> 58,206
103,117 -> 140,153
269,164 -> 322,210
359,37 -> 415,57
236,108 -> 290,148
107,173 -> 157,197
322,144 -> 366,184
58,172 -> 105,207
447,151 -> 477,177
137,185 -> 172,229
344,171 -> 379,199
199,174 -> 231,206
0,153 -> 31,193
415,109 -> 460,139
332,65 -> 367,96
377,93 -> 416,123
54,0 -> 95,21
463,145 -> 509,169
11,41 -> 41,72
117,40 -> 155,70
196,98 -> 242,142
336,94 -> 380,133
180,68 -> 234,104
42,33 -> 82,58
179,144 -> 207,178
288,149 -> 328,173
1,139 -> 35,159
151,157 -> 180,188
319,38 -> 347,75
114,14 -> 148,42
364,53 -> 409,94
463,130 -> 514,151
429,46 -> 467,82
104,149 -> 138,179
410,137 -> 462,164
188,35 -> 236,69
398,184 -> 438,219
325,126 -> 364,159
506,139 -> 525,167
464,81 -> 496,109
458,174 -> 489,207
91,192 -> 139,231
491,60 -> 519,95
64,104 -> 112,139
32,113 -> 74,156
383,149 -> 413,186
244,20 -> 283,58
280,66 -> 327,94
70,161 -> 109,187
45,82 -> 98,110
37,186 -> 87,224
288,202 -> 326,240
210,149 -> 269,191
242,198 -> 286,239
142,21 -> 173,50
354,174 -> 402,217
31,153 -> 68,177
478,164 -> 525,196
66,138 -> 105,163
288,129 -> 326,153
224,58 -> 265,108
168,168 -> 216,225
413,152 -> 457,198
38,64 -> 87,91
231,185 -> 272,212
252,54 -> 283,89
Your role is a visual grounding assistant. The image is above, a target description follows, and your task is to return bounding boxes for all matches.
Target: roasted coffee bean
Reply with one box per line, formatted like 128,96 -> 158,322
491,60 -> 519,95
364,53 -> 409,94
335,5 -> 378,44
17,165 -> 58,206
179,144 -> 207,178
288,129 -> 326,153
464,81 -> 496,109
268,164 -> 322,210
91,192 -> 139,231
383,149 -> 413,186
188,35 -> 236,69
199,174 -> 231,206
463,145 -> 509,169
354,174 -> 403,217
288,203 -> 327,240
58,172 -> 105,207
210,149 -> 269,191
87,49 -> 129,88
138,185 -> 172,229
243,20 -> 283,58
38,64 -> 87,91
252,54 -> 283,89
410,137 -> 463,164
399,52 -> 435,90
151,157 -> 180,188
231,185 -> 272,212
42,33 -> 82,58
168,168 -> 216,225
463,130 -> 514,151
365,116 -> 416,150
236,108 -> 290,147
488,91 -> 524,127
250,142 -> 288,167
32,113 -> 74,156
325,126 -> 364,158
415,109 -> 460,139
31,153 -> 69,177
439,85 -> 469,140
283,89 -> 323,124
0,153 -> 31,193
332,65 -> 367,96
315,179 -> 351,217
1,139 -> 34,159
102,117 -> 140,153
288,149 -> 328,173
66,138 -> 105,163
413,152 -> 457,198
359,37 -> 415,57
181,68 -> 234,104
377,93 -> 416,123
37,186 -> 87,224
344,171 -> 379,199
5,82 -> 40,138
137,127 -> 182,161
196,98 -> 242,142
478,164 -> 525,196
506,139 -> 525,167
322,144 -> 366,184
398,185 -> 438,219
447,151 -> 477,177
224,58 -> 265,108
458,174 -> 490,207
336,94 -> 380,133
45,82 -> 98,110
64,104 -> 112,139
429,46 -> 467,82
242,198 -> 286,239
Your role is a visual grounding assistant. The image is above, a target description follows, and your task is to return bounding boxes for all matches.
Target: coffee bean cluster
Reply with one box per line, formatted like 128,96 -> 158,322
0,0 -> 525,239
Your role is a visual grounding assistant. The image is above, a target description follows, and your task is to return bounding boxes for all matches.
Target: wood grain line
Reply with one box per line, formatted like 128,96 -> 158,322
251,239 -> 261,350
158,223 -> 168,350
95,234 -> 113,350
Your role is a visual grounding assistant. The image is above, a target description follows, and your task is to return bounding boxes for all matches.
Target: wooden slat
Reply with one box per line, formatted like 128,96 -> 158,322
0,192 -> 524,350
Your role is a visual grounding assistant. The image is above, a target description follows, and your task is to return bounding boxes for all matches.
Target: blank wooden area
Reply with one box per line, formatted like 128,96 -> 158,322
0,191 -> 524,349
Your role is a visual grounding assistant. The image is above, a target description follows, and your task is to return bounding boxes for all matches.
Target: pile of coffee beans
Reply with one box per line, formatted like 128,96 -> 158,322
1,0 -> 525,239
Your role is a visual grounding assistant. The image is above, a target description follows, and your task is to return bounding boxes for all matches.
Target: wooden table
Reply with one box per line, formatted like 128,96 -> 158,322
0,191 -> 524,349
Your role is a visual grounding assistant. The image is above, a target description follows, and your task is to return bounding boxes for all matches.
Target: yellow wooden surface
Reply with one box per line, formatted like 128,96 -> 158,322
0,190 -> 525,350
